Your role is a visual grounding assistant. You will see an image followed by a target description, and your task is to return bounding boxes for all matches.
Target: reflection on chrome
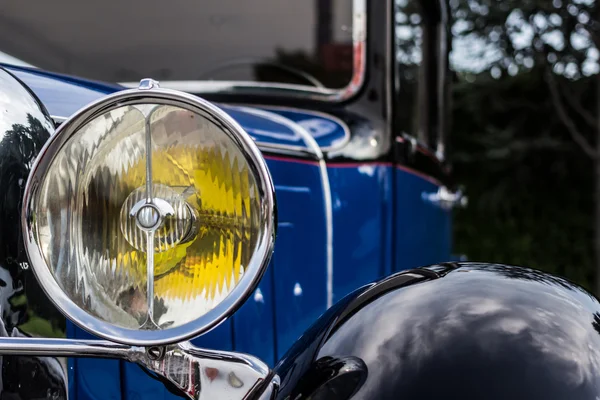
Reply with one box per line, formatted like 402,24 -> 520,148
0,338 -> 269,400
421,186 -> 468,211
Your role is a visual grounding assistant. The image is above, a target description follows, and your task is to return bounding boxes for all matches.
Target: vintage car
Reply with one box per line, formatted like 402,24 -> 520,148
1,1 -> 600,399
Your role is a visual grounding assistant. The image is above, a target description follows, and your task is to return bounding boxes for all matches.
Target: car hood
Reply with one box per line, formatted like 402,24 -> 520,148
2,64 -> 348,153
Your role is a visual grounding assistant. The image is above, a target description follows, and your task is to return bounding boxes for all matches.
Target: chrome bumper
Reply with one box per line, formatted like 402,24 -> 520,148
0,337 -> 270,400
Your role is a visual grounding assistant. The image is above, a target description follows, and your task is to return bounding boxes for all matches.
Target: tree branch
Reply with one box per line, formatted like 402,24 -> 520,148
557,79 -> 598,129
545,68 -> 598,159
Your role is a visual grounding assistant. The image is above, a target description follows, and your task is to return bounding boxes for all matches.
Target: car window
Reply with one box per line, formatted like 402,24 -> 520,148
0,0 -> 358,89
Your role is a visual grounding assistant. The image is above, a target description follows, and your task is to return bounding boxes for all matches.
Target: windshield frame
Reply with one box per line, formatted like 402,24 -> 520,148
120,0 -> 367,103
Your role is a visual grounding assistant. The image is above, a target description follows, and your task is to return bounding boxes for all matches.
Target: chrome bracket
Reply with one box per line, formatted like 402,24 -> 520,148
422,186 -> 468,211
138,78 -> 161,90
0,337 -> 269,400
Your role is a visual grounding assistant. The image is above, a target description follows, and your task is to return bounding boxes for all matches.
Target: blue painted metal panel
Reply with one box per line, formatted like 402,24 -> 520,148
2,65 -> 454,398
265,158 -> 328,359
328,164 -> 394,304
394,167 -> 452,270
232,259 -> 276,366
70,328 -> 122,400
4,66 -> 324,152
122,361 -> 164,400
224,106 -> 307,149
7,68 -> 115,117
260,107 -> 349,149
0,64 -> 122,93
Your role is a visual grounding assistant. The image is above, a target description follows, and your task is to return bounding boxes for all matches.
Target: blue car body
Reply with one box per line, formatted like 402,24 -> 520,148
3,64 -> 452,399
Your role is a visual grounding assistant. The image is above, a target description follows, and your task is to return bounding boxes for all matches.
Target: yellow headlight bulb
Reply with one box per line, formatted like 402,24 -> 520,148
24,86 -> 274,346
104,105 -> 260,328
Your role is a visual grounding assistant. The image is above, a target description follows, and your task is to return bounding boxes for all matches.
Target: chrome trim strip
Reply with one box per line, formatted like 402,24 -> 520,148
422,186 -> 468,210
138,100 -> 162,329
0,338 -> 270,400
22,87 -> 277,346
233,107 -> 335,308
50,115 -> 67,124
256,376 -> 280,400
120,80 -> 333,95
119,0 -> 367,103
0,337 -> 132,358
256,142 -> 320,159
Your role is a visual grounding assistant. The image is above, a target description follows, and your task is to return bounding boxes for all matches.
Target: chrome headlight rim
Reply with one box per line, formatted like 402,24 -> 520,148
21,86 -> 276,346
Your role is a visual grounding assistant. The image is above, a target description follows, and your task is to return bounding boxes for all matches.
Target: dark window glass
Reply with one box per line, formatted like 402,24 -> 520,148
0,0 -> 357,89
395,0 -> 450,155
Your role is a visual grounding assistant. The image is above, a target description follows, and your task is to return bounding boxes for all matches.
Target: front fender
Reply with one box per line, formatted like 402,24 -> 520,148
0,67 -> 67,399
269,262 -> 600,400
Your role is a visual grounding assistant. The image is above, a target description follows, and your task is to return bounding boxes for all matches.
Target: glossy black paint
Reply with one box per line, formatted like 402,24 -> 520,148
266,263 -> 600,400
0,67 -> 67,399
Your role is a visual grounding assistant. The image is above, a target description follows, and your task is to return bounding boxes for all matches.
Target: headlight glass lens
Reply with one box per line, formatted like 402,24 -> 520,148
30,103 -> 262,330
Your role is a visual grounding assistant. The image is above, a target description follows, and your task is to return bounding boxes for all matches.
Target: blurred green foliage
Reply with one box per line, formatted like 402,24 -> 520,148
392,0 -> 600,291
451,68 -> 595,290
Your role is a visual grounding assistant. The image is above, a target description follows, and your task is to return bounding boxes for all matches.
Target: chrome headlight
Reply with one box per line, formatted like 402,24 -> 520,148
22,80 -> 275,346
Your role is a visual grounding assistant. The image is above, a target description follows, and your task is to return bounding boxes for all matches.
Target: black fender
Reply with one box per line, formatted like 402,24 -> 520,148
266,262 -> 600,400
0,67 -> 67,399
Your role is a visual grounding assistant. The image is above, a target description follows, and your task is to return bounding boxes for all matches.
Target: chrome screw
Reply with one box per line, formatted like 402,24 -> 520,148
146,346 -> 166,361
